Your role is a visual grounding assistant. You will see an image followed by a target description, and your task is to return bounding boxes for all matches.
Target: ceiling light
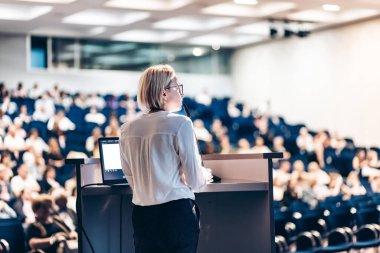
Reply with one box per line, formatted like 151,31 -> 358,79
323,4 -> 340,12
235,21 -> 271,36
88,27 -> 107,35
189,33 -> 266,47
17,0 -> 76,3
30,26 -> 83,36
234,0 -> 258,5
0,3 -> 52,21
62,9 -> 149,26
202,2 -> 296,18
212,44 -> 220,50
153,15 -> 236,31
112,30 -> 188,43
105,0 -> 192,11
192,48 -> 204,57
288,8 -> 378,23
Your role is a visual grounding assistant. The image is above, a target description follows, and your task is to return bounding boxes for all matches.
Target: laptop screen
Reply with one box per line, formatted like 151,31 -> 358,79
98,137 -> 128,185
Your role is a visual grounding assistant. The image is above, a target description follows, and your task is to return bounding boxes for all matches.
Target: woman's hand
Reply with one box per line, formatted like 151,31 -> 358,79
203,168 -> 213,183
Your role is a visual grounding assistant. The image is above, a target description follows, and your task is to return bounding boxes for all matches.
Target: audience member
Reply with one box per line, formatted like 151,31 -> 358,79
84,106 -> 106,125
0,165 -> 13,202
15,104 -> 32,124
0,110 -> 11,136
193,119 -> 212,142
11,164 -> 41,196
251,136 -> 271,153
51,188 -> 77,231
12,82 -> 27,98
26,195 -> 77,253
39,166 -> 61,194
29,82 -> 44,99
33,92 -> 55,122
236,138 -> 253,154
12,189 -> 36,224
10,164 -> 40,197
0,199 -> 17,219
104,115 -> 120,137
47,138 -> 65,169
85,127 -> 102,154
26,128 -> 49,155
4,124 -> 26,159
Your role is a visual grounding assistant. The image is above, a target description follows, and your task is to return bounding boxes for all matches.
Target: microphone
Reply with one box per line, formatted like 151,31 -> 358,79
183,103 -> 191,118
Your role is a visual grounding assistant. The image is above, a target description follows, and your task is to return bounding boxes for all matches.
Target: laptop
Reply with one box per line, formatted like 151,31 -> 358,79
98,137 -> 128,185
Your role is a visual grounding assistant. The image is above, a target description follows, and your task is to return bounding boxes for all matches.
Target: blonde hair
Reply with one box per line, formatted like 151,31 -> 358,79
137,64 -> 176,111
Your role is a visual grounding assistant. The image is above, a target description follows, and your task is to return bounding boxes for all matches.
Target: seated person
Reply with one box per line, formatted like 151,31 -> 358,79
26,195 -> 77,253
0,199 -> 16,219
51,189 -> 77,231
10,164 -> 40,198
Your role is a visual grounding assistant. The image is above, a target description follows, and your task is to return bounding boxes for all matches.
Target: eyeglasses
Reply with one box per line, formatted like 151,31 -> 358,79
165,84 -> 183,95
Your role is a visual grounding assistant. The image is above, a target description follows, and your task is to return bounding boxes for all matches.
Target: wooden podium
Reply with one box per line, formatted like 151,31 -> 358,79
66,152 -> 282,253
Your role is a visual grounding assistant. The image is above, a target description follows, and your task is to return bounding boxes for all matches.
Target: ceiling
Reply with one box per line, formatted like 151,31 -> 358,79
0,0 -> 379,47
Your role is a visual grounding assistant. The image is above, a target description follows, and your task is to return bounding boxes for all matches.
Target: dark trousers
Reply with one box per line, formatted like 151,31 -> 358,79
132,199 -> 200,253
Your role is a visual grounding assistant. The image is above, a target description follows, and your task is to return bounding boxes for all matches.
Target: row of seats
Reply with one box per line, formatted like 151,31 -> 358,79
276,224 -> 380,253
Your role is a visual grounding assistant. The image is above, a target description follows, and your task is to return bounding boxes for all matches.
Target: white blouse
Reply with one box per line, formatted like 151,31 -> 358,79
120,111 -> 207,206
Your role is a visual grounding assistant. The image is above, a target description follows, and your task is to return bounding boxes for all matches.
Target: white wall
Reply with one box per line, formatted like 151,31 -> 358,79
232,18 -> 380,147
0,34 -> 232,97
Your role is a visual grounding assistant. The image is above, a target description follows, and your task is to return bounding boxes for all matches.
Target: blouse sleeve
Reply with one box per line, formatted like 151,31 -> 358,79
176,119 -> 207,192
120,143 -> 134,190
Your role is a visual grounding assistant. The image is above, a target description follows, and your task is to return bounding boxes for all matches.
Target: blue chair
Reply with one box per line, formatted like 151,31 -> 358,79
314,227 -> 353,253
324,208 -> 354,230
296,231 -> 318,252
352,224 -> 380,251
355,208 -> 380,227
275,235 -> 288,253
0,218 -> 26,253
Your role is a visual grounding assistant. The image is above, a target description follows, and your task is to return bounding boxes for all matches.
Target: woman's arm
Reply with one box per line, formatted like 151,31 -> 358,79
176,119 -> 207,192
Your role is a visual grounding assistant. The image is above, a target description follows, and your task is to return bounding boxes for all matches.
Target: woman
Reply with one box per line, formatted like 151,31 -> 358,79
120,65 -> 212,253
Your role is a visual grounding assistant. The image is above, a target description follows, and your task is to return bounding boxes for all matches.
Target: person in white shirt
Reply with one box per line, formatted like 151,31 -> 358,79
296,127 -> 315,153
193,119 -> 212,142
120,64 -> 212,253
85,127 -> 102,154
28,82 -> 44,99
0,110 -> 11,136
84,106 -> 106,125
4,124 -> 26,159
33,92 -> 55,122
26,128 -> 49,155
47,110 -> 75,148
10,164 -> 40,197
251,136 -> 271,153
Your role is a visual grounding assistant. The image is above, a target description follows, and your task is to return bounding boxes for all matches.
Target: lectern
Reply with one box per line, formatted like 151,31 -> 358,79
66,152 -> 282,253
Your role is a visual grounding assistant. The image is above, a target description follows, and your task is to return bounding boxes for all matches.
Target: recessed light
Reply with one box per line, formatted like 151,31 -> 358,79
234,0 -> 258,5
17,0 -> 76,3
323,4 -> 340,12
113,30 -> 188,43
0,3 -> 52,21
153,15 -> 236,31
192,48 -> 204,56
62,9 -> 149,26
212,44 -> 221,50
105,0 -> 192,11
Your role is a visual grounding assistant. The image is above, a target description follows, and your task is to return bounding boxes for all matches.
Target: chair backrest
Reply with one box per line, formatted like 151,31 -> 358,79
356,225 -> 378,242
328,228 -> 350,246
275,235 -> 288,253
296,232 -> 317,251
310,230 -> 323,247
325,209 -> 354,230
355,208 -> 380,227
0,218 -> 26,253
